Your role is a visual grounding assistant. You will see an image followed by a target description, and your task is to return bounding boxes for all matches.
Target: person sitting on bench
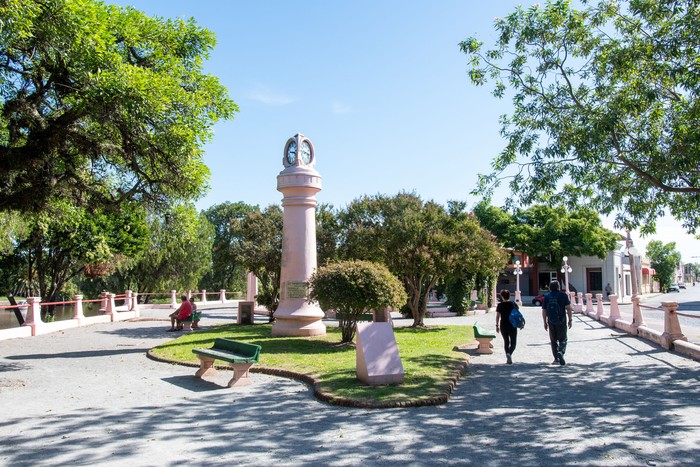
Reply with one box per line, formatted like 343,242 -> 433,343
190,296 -> 201,329
168,295 -> 192,332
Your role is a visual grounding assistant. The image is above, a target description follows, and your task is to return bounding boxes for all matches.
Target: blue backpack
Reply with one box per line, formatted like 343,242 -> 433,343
509,306 -> 525,329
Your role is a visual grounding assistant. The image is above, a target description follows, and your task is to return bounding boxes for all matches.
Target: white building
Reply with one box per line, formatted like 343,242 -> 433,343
536,240 -> 643,303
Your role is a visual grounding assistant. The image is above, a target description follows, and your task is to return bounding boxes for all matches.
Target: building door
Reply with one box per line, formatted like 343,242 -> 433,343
587,268 -> 602,293
538,271 -> 557,291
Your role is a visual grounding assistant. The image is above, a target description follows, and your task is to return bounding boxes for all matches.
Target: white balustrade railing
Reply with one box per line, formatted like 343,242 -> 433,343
1,288 -> 241,340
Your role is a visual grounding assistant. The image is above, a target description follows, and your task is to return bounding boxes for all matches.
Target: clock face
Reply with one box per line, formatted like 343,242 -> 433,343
286,141 -> 297,165
300,141 -> 312,164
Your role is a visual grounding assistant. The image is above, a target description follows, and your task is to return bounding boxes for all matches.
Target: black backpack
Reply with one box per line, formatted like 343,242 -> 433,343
546,293 -> 566,325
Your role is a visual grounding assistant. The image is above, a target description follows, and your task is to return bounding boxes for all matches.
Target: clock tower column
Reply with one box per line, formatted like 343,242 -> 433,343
271,133 -> 326,337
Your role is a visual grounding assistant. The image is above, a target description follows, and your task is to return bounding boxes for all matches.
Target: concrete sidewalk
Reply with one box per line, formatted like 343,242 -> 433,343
0,305 -> 698,466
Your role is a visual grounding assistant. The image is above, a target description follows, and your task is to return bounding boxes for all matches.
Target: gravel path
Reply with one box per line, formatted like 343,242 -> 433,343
0,305 -> 698,466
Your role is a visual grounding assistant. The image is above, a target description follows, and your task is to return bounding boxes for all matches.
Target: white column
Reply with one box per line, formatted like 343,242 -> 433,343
23,297 -> 44,336
131,291 -> 140,314
607,294 -> 621,325
246,272 -> 258,304
272,135 -> 326,337
73,294 -> 85,324
595,293 -> 605,321
585,293 -> 594,315
631,296 -> 645,331
660,301 -> 687,349
106,293 -> 117,322
99,291 -> 108,313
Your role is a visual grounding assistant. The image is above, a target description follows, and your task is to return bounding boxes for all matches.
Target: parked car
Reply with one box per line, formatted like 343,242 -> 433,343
679,283 -> 687,289
667,284 -> 680,292
532,294 -> 545,306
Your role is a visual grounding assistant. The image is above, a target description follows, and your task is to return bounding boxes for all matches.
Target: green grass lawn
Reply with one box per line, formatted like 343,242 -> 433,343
151,324 -> 475,404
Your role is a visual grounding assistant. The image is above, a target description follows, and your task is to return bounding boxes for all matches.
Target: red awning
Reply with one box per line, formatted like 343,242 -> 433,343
642,267 -> 656,275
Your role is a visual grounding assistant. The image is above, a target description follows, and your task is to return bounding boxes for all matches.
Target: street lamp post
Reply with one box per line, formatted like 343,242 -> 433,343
561,256 -> 572,293
513,260 -> 523,307
625,230 -> 639,300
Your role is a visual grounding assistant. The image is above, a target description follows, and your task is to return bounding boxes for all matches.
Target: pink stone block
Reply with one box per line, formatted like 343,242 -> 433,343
356,322 -> 404,385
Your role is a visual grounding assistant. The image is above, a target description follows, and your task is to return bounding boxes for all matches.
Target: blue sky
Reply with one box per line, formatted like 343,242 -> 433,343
108,0 -> 700,262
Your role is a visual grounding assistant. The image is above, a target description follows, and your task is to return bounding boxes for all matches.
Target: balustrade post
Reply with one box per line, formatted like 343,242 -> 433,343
73,294 -> 85,324
126,290 -> 132,310
660,301 -> 687,350
201,289 -> 207,303
23,297 -> 44,336
220,289 -> 226,303
607,294 -> 621,325
595,293 -> 605,321
575,292 -> 584,314
170,290 -> 177,309
131,291 -> 140,314
585,293 -> 594,315
106,293 -> 117,321
100,291 -> 108,313
631,296 -> 645,332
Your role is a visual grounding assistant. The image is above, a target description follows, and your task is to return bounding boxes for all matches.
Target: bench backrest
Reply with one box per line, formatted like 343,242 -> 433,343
213,338 -> 261,359
473,323 -> 495,338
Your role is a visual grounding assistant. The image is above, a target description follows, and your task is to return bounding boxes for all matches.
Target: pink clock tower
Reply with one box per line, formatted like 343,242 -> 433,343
271,133 -> 326,337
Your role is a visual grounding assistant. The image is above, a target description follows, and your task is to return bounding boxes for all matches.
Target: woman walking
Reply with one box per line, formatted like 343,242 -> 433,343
496,289 -> 518,364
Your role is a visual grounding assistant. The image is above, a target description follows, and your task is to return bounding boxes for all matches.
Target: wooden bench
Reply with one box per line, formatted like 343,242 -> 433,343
473,323 -> 496,354
192,338 -> 261,387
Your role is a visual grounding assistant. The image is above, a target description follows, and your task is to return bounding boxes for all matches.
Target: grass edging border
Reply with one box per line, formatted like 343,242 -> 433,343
146,349 -> 471,409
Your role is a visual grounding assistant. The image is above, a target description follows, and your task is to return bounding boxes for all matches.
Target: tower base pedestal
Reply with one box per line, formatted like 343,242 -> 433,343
271,301 -> 326,337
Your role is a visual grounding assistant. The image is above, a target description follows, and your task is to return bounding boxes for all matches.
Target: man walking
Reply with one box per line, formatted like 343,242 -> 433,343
542,281 -> 574,365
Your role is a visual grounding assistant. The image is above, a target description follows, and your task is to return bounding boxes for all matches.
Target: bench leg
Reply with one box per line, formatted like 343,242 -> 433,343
228,363 -> 254,387
181,321 -> 192,331
195,355 -> 218,378
476,337 -> 494,354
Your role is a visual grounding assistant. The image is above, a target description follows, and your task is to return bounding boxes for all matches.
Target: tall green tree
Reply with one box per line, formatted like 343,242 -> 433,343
232,205 -> 283,321
112,204 -> 214,298
339,193 -> 506,327
645,240 -> 681,291
0,201 -> 149,316
0,0 -> 237,214
474,202 -> 619,263
316,203 -> 341,266
200,202 -> 258,293
461,0 -> 700,234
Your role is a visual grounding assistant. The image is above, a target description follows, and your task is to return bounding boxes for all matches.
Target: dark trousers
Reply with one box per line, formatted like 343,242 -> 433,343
501,327 -> 517,355
548,323 -> 568,358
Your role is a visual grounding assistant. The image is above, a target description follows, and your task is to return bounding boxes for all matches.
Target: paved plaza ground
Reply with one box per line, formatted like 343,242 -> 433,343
0,304 -> 698,466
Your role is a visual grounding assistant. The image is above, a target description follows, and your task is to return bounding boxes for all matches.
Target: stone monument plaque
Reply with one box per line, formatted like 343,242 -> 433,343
286,281 -> 308,299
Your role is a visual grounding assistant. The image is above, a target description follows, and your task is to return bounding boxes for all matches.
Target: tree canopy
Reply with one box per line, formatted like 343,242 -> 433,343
0,201 -> 149,311
645,240 -> 681,290
461,0 -> 700,234
473,202 -> 620,262
0,0 -> 237,213
308,260 -> 406,343
232,205 -> 283,319
339,193 -> 506,326
119,203 -> 214,296
201,202 -> 258,292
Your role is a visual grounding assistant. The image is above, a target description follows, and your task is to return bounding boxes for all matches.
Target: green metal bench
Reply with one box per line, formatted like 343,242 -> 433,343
192,338 -> 261,387
473,323 -> 496,354
180,311 -> 202,330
